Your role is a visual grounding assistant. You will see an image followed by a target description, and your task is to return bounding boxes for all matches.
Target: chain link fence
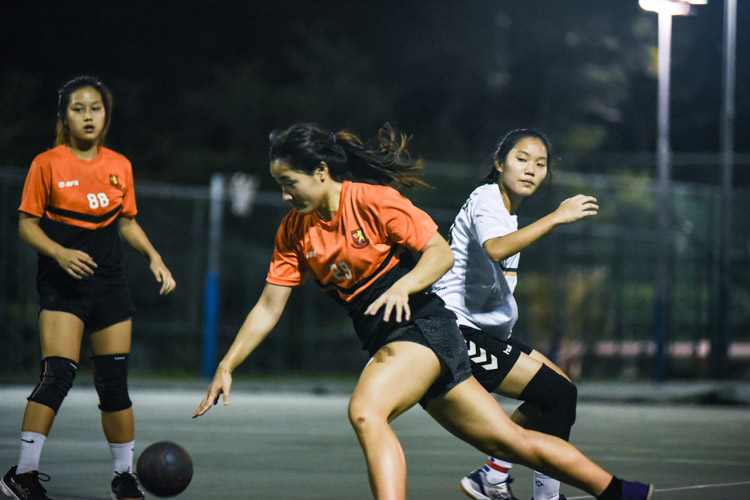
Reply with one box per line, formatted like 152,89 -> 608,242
1,159 -> 748,381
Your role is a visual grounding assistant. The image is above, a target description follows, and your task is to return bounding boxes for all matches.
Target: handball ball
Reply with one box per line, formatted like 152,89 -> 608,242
136,441 -> 193,497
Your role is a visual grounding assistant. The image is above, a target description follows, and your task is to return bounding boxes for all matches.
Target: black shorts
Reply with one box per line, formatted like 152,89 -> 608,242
38,280 -> 137,332
460,325 -> 533,393
383,317 -> 472,409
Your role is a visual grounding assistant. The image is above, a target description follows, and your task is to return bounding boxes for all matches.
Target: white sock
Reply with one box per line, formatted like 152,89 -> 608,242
109,441 -> 135,476
482,457 -> 512,484
534,470 -> 561,500
17,432 -> 46,474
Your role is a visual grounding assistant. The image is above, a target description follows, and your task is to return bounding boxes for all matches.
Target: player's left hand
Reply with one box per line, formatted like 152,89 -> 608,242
150,259 -> 176,295
365,283 -> 411,323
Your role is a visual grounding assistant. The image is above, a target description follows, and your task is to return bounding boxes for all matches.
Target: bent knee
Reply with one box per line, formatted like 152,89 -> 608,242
519,364 -> 577,439
347,399 -> 388,434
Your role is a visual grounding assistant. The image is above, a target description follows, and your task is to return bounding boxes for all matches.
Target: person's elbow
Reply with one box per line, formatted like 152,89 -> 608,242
436,243 -> 455,274
483,240 -> 508,263
18,214 -> 36,241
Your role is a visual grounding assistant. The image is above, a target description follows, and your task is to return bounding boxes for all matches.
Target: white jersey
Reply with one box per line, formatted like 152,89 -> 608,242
433,183 -> 519,340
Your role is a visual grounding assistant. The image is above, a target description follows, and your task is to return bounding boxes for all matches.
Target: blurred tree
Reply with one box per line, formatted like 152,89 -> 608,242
0,0 -> 747,183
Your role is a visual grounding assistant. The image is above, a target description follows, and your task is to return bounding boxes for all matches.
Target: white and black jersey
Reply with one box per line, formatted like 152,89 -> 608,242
433,183 -> 519,341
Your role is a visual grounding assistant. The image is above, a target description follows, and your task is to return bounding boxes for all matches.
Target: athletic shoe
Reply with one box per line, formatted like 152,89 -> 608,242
0,466 -> 52,500
460,468 -> 519,500
621,480 -> 655,500
110,471 -> 144,500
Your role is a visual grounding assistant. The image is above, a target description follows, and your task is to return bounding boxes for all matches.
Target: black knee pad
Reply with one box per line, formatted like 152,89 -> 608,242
518,364 -> 577,441
92,354 -> 132,412
27,357 -> 79,414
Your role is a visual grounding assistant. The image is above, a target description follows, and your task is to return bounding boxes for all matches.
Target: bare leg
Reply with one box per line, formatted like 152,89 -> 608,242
427,376 -> 610,496
89,320 -> 135,443
21,311 -> 84,435
348,342 -> 443,500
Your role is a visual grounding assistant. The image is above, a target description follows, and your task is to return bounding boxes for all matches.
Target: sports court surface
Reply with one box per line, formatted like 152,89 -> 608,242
1,383 -> 748,499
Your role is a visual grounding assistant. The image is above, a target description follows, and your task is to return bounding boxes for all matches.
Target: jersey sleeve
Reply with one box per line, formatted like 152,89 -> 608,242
472,188 -> 516,245
266,214 -> 306,287
18,158 -> 50,218
121,160 -> 138,217
377,187 -> 438,252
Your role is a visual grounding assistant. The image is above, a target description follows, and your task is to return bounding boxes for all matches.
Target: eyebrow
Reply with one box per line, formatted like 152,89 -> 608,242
69,100 -> 103,106
516,149 -> 547,160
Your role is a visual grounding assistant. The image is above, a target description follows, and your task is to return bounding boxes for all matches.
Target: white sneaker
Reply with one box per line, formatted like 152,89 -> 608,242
460,468 -> 518,500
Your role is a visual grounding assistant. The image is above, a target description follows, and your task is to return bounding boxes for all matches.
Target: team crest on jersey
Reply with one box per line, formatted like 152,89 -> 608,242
351,229 -> 369,248
109,174 -> 123,190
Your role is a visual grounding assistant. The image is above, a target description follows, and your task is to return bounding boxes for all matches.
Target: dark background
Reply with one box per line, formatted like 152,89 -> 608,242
2,1 -> 749,381
1,0 -> 748,186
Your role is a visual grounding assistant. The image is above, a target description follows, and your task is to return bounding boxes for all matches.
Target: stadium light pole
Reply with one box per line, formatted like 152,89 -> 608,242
638,0 -> 706,381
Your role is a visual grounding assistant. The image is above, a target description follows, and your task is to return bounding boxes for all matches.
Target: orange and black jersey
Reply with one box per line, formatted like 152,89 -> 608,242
267,181 -> 454,352
18,145 -> 137,287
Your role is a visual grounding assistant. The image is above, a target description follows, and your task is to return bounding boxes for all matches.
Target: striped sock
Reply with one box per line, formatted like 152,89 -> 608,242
483,457 -> 512,484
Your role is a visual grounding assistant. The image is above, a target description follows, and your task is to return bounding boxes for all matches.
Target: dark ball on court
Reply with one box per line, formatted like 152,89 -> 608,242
136,441 -> 193,497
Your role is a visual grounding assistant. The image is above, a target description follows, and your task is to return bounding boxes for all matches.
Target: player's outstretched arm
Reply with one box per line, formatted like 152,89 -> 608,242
483,194 -> 598,262
192,283 -> 293,418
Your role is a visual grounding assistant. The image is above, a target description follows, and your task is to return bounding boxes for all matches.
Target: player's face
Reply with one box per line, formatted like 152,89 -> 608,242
270,160 -> 328,214
66,86 -> 106,147
497,136 -> 548,197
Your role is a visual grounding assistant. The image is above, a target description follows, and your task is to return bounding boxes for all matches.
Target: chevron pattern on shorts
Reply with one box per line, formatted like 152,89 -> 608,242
466,340 -> 498,370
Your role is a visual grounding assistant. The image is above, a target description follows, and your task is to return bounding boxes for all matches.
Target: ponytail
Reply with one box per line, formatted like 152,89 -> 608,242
269,123 -> 427,188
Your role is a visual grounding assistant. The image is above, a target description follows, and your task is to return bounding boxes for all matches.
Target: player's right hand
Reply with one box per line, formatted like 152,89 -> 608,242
192,369 -> 232,418
55,248 -> 97,279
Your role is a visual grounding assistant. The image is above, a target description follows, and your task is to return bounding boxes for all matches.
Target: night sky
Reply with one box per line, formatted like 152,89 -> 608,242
1,0 -> 747,184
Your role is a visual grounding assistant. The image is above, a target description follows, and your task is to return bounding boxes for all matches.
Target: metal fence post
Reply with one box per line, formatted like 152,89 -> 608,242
202,174 -> 224,379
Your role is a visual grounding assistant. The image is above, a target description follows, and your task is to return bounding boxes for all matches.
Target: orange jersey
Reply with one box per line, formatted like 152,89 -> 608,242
267,181 -> 438,304
18,145 -> 138,287
19,145 -> 137,227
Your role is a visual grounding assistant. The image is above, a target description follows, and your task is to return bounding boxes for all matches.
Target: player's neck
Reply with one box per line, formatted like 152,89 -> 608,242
498,184 -> 521,214
315,181 -> 342,221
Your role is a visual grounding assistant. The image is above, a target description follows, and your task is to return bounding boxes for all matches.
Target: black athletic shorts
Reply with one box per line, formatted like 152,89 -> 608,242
38,280 -> 137,332
383,317 -> 472,409
460,325 -> 533,393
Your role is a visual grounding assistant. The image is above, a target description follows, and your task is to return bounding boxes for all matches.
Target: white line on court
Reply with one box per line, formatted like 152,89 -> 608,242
566,481 -> 750,499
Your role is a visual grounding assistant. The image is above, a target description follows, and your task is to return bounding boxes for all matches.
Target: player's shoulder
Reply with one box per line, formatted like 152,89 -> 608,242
277,208 -> 308,236
348,181 -> 398,197
31,144 -> 67,165
348,182 -> 408,209
99,146 -> 131,165
275,209 -> 312,249
472,183 -> 500,200
472,184 -> 506,209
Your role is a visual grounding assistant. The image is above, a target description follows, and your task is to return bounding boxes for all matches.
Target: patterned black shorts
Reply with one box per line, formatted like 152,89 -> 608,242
460,325 -> 533,393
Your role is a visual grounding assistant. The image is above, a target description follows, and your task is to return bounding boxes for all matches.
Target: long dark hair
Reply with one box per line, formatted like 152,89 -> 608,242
55,75 -> 113,146
269,123 -> 427,188
479,128 -> 553,187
